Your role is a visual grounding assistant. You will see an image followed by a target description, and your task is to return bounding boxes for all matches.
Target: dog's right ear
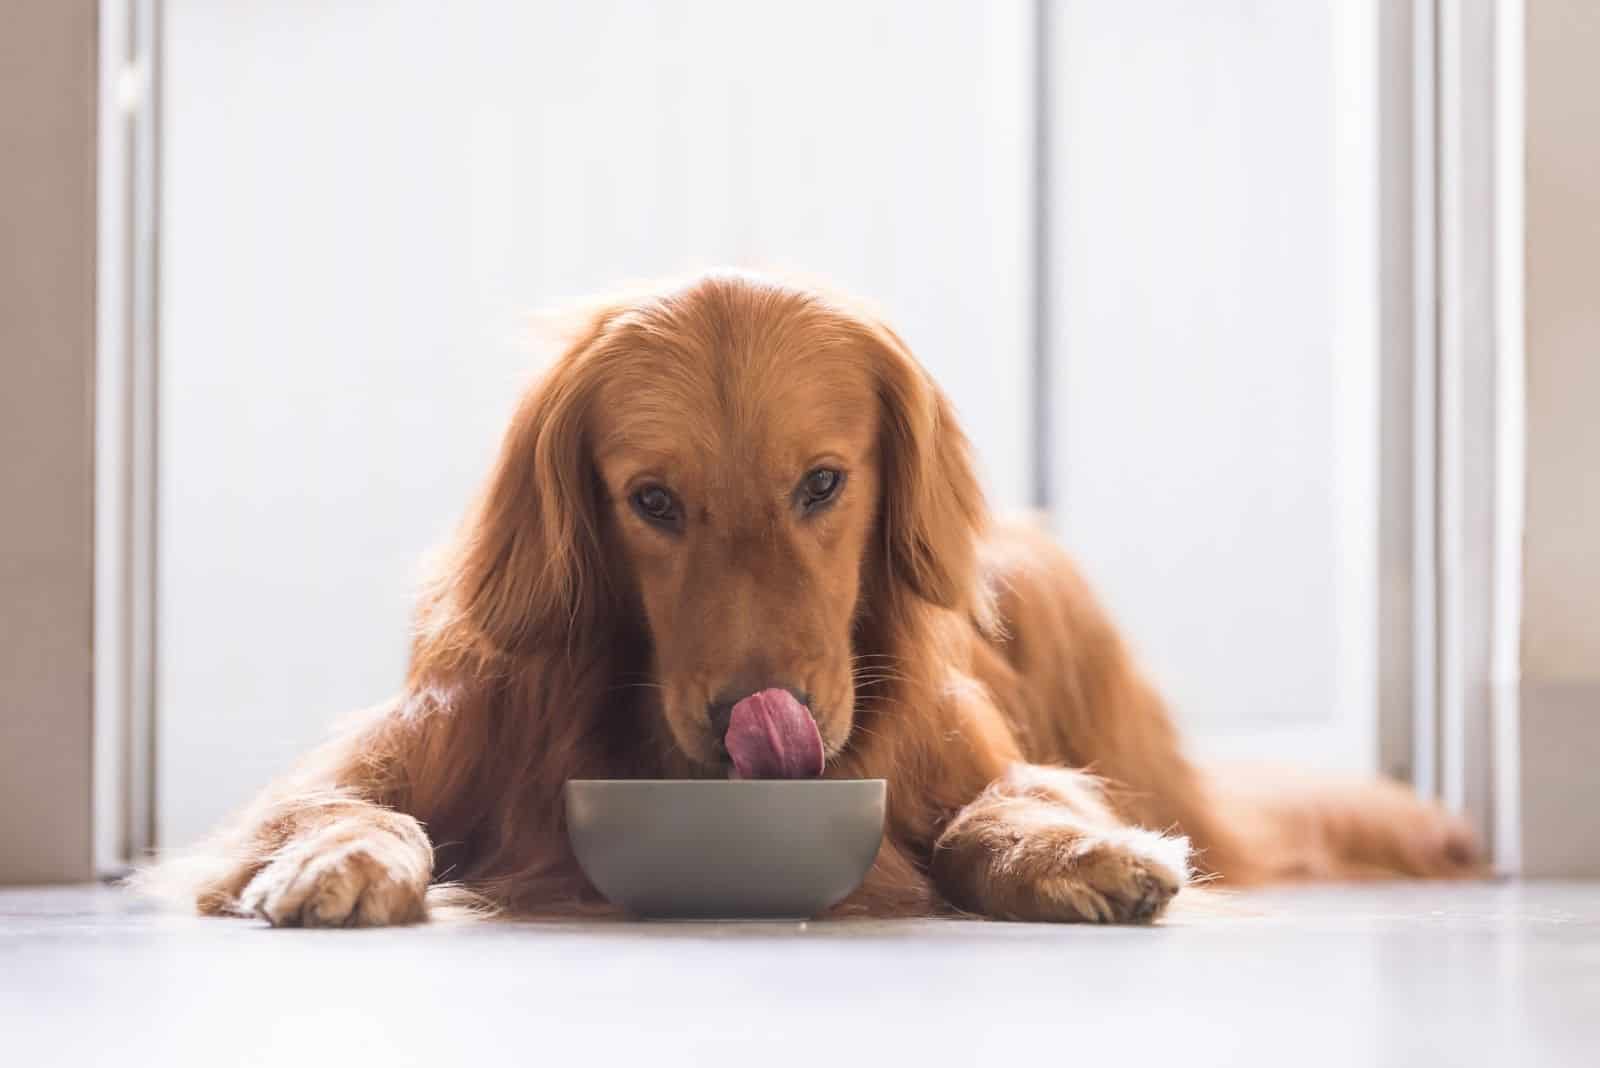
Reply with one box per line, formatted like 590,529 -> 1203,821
415,307 -> 621,665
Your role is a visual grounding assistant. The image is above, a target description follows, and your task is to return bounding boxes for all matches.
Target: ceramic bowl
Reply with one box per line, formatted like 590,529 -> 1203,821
563,778 -> 885,919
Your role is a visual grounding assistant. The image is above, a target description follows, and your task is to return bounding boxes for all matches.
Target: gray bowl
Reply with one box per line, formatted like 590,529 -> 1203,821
564,779 -> 885,919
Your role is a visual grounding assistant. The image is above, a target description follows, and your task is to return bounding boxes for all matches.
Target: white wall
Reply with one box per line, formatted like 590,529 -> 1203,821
1046,1 -> 1379,767
158,0 -> 1034,846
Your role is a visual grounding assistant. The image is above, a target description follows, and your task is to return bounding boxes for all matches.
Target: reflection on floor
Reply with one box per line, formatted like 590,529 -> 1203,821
4,881 -> 1597,1066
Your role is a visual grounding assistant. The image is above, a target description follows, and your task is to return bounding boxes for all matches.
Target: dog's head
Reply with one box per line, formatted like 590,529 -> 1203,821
430,272 -> 986,774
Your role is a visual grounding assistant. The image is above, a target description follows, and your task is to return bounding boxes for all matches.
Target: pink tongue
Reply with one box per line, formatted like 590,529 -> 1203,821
725,689 -> 825,780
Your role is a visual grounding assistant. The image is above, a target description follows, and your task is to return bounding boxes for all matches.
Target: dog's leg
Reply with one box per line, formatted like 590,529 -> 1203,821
978,519 -> 1482,884
142,706 -> 438,927
198,797 -> 433,928
1204,765 -> 1484,882
930,763 -> 1190,923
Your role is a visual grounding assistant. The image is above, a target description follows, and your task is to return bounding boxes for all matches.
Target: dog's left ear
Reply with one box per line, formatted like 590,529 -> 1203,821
866,320 -> 991,622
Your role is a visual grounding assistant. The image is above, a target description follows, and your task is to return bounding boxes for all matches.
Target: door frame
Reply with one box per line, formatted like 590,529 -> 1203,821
1379,0 -> 1523,872
93,0 -> 160,875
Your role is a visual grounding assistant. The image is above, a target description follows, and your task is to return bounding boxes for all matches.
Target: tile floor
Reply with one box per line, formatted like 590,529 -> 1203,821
4,881 -> 1597,1066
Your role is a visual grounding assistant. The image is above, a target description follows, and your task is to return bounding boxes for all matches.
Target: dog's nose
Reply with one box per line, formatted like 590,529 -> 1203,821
707,686 -> 811,740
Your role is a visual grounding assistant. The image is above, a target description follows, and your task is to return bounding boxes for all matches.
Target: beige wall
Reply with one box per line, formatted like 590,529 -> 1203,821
0,0 -> 97,883
1524,0 -> 1600,680
1521,0 -> 1600,876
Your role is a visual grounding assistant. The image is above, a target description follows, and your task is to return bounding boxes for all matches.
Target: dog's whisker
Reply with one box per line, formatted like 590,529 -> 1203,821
851,673 -> 909,686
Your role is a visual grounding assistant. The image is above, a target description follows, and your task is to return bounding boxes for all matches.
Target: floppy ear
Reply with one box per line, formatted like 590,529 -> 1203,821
417,311 -> 617,662
868,321 -> 991,620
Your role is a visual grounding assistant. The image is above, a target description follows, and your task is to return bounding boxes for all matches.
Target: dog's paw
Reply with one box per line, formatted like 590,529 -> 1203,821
239,819 -> 430,928
1399,800 -> 1485,878
1031,827 -> 1190,924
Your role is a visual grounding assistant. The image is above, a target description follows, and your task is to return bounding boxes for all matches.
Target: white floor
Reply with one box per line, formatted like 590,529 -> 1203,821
4,881 -> 1597,1067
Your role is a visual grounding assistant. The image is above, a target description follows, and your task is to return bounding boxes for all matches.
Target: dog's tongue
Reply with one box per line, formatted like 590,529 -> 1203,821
725,689 -> 825,780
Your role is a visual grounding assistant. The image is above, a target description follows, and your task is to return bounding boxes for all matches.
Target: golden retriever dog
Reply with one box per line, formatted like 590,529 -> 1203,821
157,271 -> 1480,926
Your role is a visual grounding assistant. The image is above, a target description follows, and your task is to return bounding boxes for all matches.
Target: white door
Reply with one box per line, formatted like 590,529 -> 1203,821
1045,1 -> 1381,770
157,0 -> 1035,847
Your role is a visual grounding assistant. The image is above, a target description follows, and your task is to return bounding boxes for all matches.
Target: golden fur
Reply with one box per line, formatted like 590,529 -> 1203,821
151,271 -> 1480,926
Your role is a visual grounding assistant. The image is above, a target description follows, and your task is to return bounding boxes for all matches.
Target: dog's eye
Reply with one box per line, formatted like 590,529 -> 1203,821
631,484 -> 682,527
798,467 -> 844,512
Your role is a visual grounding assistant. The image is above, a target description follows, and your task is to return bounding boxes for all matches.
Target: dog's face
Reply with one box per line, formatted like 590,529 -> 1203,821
443,273 -> 986,775
588,300 -> 881,767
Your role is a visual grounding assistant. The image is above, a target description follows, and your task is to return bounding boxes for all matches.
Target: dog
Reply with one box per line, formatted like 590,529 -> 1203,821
157,271 -> 1480,926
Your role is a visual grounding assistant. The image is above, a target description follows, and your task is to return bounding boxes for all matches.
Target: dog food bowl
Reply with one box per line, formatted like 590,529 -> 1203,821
563,779 -> 885,919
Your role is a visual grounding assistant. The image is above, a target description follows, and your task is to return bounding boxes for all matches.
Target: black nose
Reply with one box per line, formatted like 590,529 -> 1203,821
707,686 -> 810,739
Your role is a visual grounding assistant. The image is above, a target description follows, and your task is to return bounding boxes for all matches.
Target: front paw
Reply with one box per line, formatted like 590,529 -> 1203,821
935,791 -> 1192,924
1029,827 -> 1190,923
239,818 -> 431,928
